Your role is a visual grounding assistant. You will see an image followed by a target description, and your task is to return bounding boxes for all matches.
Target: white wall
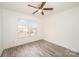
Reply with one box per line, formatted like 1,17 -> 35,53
0,8 -> 1,55
1,8 -> 43,49
0,8 -> 3,55
43,7 -> 79,52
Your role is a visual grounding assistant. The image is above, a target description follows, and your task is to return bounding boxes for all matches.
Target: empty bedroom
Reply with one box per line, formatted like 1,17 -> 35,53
0,2 -> 79,57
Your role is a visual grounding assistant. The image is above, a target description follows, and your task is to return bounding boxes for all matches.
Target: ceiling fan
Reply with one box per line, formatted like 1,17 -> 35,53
28,2 -> 53,15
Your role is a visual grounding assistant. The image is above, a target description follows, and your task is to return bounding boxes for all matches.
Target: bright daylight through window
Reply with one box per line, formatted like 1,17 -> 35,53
17,19 -> 37,38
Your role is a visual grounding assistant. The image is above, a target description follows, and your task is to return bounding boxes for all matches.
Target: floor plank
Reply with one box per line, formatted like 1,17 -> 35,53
1,39 -> 79,57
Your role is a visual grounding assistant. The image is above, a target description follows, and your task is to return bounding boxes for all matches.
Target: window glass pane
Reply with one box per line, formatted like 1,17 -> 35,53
17,18 -> 37,38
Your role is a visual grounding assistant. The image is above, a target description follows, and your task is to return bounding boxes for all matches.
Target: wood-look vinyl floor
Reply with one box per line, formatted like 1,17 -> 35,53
1,39 -> 79,57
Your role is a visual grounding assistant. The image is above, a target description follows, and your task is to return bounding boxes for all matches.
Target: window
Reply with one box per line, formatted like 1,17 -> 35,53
17,19 -> 37,38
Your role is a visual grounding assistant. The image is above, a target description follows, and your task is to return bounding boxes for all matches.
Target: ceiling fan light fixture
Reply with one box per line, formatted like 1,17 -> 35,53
28,2 -> 53,15
38,9 -> 43,12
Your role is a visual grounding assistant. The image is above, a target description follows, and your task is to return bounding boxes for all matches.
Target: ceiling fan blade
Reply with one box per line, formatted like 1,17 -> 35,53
28,4 -> 38,9
32,10 -> 38,14
41,11 -> 44,15
43,8 -> 53,10
39,2 -> 46,9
